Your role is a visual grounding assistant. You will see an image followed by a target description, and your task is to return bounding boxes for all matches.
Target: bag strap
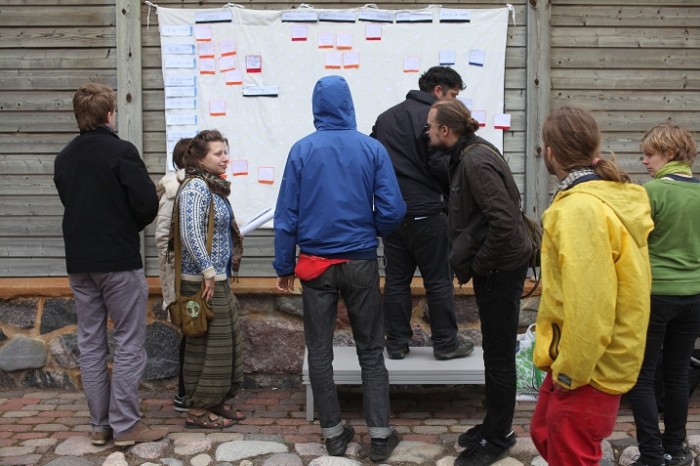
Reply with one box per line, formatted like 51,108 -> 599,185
465,143 -> 541,299
173,179 -> 215,298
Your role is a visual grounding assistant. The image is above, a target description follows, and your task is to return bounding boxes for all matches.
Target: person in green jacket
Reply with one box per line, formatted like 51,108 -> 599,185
628,122 -> 700,466
530,106 -> 653,466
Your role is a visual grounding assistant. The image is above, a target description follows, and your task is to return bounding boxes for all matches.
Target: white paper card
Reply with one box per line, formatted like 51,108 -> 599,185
242,86 -> 279,96
325,52 -> 342,68
494,113 -> 512,129
343,52 -> 360,68
281,10 -> 319,22
219,55 -> 236,71
472,110 -> 487,126
165,97 -> 196,109
195,10 -> 232,23
258,166 -> 275,183
161,24 -> 192,36
162,43 -> 195,55
225,69 -> 243,84
319,11 -> 356,22
232,159 -> 249,175
365,24 -> 382,40
164,75 -> 196,87
209,100 -> 226,115
291,24 -> 308,40
198,42 -> 216,57
166,113 -> 197,126
194,25 -> 212,41
164,56 -> 196,69
167,128 -> 197,141
220,39 -> 237,56
358,10 -> 394,22
199,58 -> 216,73
336,33 -> 353,49
403,57 -> 420,72
439,50 -> 456,65
165,86 -> 196,98
318,32 -> 334,48
439,9 -> 471,22
469,49 -> 486,66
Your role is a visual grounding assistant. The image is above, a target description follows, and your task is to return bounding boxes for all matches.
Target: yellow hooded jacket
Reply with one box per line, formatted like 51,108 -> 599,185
534,180 -> 653,395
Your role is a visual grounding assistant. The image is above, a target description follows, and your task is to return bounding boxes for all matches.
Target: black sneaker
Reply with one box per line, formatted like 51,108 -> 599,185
664,447 -> 693,466
458,426 -> 515,449
387,347 -> 409,360
325,425 -> 355,456
454,434 -> 516,466
173,395 -> 187,412
434,341 -> 475,360
370,430 -> 400,462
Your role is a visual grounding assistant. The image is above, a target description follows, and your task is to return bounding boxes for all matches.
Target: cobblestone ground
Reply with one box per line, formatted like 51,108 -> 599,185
1,385 -> 700,466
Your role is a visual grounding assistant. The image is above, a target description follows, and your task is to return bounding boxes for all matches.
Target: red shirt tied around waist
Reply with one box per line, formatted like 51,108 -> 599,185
294,253 -> 350,281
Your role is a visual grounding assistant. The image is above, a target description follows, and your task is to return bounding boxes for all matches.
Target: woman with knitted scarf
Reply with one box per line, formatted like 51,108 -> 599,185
175,129 -> 246,429
628,123 -> 700,466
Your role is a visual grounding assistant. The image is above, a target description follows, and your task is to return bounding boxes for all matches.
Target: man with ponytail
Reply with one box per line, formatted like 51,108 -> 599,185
427,99 -> 532,466
529,106 -> 653,465
627,122 -> 700,466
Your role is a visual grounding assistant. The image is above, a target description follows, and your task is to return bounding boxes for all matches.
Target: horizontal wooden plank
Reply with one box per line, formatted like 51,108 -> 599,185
0,217 -> 62,236
552,6 -> 700,27
0,154 -> 57,175
0,28 -> 116,49
551,69 -> 700,90
0,6 -> 115,27
0,133 -> 75,154
0,70 -> 117,91
592,111 -> 700,132
551,90 -> 700,111
551,27 -> 700,48
0,196 -> 63,216
551,48 -> 700,69
0,49 -> 116,70
0,258 -> 67,276
553,0 -> 693,5
0,112 -> 77,133
0,91 -> 74,112
0,237 -> 65,257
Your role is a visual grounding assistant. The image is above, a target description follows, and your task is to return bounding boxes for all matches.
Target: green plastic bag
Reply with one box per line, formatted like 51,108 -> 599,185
515,324 -> 545,400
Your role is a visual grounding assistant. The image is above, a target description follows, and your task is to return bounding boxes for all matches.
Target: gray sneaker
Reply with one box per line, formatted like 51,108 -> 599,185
434,341 -> 475,360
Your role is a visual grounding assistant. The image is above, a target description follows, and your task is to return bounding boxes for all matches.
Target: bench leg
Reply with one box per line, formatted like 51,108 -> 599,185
306,385 -> 314,421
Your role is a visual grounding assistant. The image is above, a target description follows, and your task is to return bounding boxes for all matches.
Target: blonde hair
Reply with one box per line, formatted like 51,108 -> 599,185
543,106 -> 630,183
72,83 -> 116,131
641,121 -> 697,167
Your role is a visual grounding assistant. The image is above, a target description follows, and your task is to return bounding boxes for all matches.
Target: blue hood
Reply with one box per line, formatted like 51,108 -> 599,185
312,75 -> 357,131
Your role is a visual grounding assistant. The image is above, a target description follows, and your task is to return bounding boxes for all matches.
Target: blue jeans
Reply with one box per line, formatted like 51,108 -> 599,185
301,259 -> 392,439
628,294 -> 700,463
473,264 -> 527,448
382,212 -> 458,353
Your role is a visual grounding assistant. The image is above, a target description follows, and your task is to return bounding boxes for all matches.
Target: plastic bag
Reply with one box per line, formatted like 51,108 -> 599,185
515,324 -> 545,401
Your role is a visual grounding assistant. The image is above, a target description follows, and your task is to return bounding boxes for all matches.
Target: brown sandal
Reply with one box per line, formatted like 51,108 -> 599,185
185,410 -> 234,429
209,403 -> 246,421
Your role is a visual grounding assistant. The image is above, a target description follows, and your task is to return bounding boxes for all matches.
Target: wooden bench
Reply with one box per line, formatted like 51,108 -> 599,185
302,346 -> 486,421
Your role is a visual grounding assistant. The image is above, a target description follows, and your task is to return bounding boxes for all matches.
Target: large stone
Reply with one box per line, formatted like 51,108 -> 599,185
215,440 -> 287,462
0,299 -> 37,329
242,317 -> 304,373
274,296 -> 303,319
22,369 -> 74,390
40,298 -> 77,334
49,333 -> 80,368
0,336 -> 47,371
144,321 -> 180,380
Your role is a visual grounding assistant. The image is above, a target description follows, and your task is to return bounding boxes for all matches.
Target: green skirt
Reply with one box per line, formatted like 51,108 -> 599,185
181,279 -> 243,409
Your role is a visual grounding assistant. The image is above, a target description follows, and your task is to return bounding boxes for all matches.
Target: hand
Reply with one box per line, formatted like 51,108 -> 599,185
202,277 -> 215,301
276,275 -> 296,293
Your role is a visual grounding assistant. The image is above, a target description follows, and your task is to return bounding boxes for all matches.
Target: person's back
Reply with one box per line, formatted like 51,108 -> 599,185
53,82 -> 165,447
274,75 -> 404,462
370,66 -> 469,361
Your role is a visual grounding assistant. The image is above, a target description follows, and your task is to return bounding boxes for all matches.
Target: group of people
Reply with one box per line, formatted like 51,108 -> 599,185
54,69 -> 699,466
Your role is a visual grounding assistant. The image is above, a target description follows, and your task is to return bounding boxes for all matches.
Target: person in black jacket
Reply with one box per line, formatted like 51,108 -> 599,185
54,83 -> 167,447
427,99 -> 531,466
371,66 -> 473,361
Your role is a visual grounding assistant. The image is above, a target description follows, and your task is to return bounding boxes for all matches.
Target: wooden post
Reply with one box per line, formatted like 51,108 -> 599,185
525,0 -> 552,218
116,0 -> 147,262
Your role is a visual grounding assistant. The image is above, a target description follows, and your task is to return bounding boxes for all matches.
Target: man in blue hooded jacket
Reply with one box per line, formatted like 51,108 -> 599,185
274,75 -> 406,462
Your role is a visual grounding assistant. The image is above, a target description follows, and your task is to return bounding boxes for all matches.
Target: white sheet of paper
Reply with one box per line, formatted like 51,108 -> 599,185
163,43 -> 195,55
209,100 -> 226,115
231,159 -> 248,175
291,24 -> 308,40
343,52 -> 360,68
439,50 -> 456,65
165,86 -> 196,98
336,33 -> 353,49
164,56 -> 196,69
165,97 -> 196,109
161,24 -> 192,36
198,42 -> 216,58
166,113 -> 197,126
199,58 -> 216,73
469,49 -> 486,66
194,25 -> 212,41
258,166 -> 275,183
219,55 -> 236,72
220,39 -> 237,56
318,32 -> 334,48
325,52 -> 342,68
246,55 -> 262,71
472,110 -> 487,126
164,75 -> 196,87
225,69 -> 243,85
403,57 -> 420,72
494,113 -> 512,129
365,24 -> 382,40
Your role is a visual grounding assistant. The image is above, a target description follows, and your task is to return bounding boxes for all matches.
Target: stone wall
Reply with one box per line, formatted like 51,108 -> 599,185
0,278 -> 539,391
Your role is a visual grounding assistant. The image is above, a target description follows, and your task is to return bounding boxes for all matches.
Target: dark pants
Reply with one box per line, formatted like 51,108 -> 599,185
628,294 -> 700,464
473,264 -> 527,448
382,212 -> 458,353
301,260 -> 392,440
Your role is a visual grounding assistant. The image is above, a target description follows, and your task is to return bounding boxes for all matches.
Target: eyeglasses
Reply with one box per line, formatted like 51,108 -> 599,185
423,123 -> 443,131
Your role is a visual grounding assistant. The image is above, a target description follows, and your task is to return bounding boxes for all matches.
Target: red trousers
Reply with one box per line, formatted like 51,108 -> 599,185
530,373 -> 620,465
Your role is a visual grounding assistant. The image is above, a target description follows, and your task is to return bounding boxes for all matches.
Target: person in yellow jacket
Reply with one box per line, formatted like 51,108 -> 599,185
530,106 -> 653,466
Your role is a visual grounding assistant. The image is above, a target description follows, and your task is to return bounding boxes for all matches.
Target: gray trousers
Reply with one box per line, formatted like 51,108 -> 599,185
69,269 -> 148,435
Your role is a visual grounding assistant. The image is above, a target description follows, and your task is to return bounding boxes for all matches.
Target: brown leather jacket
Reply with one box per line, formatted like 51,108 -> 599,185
447,135 -> 532,284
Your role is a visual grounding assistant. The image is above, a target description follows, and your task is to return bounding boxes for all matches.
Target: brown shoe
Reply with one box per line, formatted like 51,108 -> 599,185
91,430 -> 112,446
114,421 -> 168,446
